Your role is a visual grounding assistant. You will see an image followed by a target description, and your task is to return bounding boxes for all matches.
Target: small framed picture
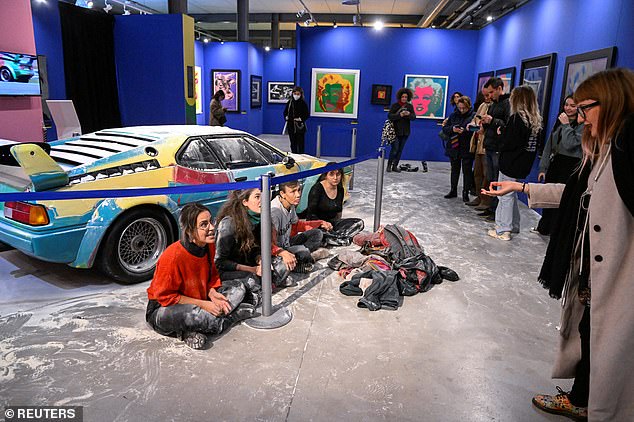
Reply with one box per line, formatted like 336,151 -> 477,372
371,84 -> 392,106
250,75 -> 262,108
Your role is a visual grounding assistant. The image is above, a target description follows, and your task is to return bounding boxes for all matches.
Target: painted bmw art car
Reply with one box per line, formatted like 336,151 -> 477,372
0,126 -> 349,283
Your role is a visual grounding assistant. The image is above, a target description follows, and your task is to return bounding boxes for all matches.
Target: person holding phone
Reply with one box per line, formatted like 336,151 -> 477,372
387,88 -> 416,173
441,95 -> 475,201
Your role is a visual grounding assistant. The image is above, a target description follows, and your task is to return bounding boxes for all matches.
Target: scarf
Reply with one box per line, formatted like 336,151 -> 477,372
247,209 -> 261,225
180,237 -> 208,258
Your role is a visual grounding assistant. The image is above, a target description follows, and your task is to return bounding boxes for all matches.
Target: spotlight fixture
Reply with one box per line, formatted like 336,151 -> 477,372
431,25 -> 436,28
279,47 -> 283,50
103,0 -> 112,13
373,20 -> 384,30
296,9 -> 305,18
304,19 -> 311,26
87,0 -> 93,7
486,15 -> 493,21
203,38 -> 209,43
333,21 -> 337,28
265,46 -> 271,52
123,5 -> 130,15
220,40 -> 225,45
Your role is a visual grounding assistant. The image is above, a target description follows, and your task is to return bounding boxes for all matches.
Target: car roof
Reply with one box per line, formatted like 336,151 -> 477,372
98,125 -> 248,139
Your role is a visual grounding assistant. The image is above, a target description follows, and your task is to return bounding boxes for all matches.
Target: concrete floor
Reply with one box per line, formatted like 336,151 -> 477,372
0,135 -> 569,421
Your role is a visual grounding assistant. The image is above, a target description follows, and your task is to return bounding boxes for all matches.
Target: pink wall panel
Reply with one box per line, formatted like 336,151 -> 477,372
0,0 -> 44,142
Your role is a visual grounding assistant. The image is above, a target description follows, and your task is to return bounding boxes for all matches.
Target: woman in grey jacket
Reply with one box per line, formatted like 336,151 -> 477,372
534,95 -> 584,235
483,68 -> 634,421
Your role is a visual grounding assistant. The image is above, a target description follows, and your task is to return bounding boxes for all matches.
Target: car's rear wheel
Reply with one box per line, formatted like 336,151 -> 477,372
0,67 -> 13,82
98,208 -> 174,284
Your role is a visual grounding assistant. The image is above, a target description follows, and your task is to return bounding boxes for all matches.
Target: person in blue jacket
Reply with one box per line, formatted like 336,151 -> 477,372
442,95 -> 476,201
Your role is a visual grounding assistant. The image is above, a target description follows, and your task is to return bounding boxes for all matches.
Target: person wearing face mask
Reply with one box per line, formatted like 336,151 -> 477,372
209,90 -> 227,126
283,86 -> 310,154
533,95 -> 584,235
146,203 -> 255,350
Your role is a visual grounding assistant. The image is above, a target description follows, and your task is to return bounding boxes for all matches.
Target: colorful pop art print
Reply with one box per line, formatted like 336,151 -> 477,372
212,69 -> 240,112
195,66 -> 202,115
495,67 -> 516,94
520,53 -> 556,131
371,84 -> 392,106
250,75 -> 262,108
404,74 -> 449,119
476,71 -> 494,98
561,47 -> 616,108
310,68 -> 361,119
267,81 -> 294,103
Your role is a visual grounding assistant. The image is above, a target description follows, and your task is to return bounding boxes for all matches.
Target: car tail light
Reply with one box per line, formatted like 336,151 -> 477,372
4,202 -> 49,226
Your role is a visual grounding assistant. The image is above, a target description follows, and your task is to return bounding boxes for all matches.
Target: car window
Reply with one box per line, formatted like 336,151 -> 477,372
206,136 -> 270,169
245,135 -> 283,163
177,137 -> 222,170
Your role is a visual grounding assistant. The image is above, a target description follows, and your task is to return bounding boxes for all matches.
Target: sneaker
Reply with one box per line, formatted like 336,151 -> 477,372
444,191 -> 457,199
488,229 -> 511,241
292,262 -> 314,273
225,303 -> 256,326
421,161 -> 428,172
477,210 -> 493,217
180,331 -> 207,349
532,387 -> 588,421
311,247 -> 331,261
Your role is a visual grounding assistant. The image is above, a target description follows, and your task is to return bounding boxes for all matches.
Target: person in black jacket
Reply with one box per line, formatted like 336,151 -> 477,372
386,88 -> 416,173
480,77 -> 511,217
283,86 -> 309,154
441,95 -> 476,201
488,85 -> 542,241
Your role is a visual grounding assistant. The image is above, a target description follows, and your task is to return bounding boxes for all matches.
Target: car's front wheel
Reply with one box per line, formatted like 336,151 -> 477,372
98,208 -> 174,284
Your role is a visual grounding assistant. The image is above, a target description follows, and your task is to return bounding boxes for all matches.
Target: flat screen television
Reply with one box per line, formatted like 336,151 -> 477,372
0,51 -> 41,96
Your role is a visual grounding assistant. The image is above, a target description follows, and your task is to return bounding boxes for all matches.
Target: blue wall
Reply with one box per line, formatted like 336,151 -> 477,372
263,49 -> 296,134
247,43 -> 263,135
114,14 -> 185,126
195,40 -> 206,125
297,26 -> 480,160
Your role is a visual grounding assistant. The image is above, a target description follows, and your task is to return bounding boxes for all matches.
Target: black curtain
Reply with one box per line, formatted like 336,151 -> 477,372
59,2 -> 121,134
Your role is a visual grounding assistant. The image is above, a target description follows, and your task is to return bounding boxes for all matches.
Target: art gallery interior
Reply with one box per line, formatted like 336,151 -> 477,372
1,0 -> 633,421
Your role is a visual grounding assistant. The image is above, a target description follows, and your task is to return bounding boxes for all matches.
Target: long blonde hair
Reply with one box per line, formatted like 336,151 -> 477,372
510,85 -> 542,136
573,68 -> 634,166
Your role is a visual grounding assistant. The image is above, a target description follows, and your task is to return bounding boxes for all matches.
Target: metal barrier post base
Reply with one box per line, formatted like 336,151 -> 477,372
244,306 -> 293,329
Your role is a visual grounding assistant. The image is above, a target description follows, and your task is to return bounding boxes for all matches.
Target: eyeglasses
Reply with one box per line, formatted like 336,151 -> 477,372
577,101 -> 600,119
197,221 -> 213,230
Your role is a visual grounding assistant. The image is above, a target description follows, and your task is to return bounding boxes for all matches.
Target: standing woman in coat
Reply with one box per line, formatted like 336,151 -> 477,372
283,86 -> 309,154
441,95 -> 475,201
533,95 -> 584,235
387,88 -> 416,173
483,68 -> 634,421
209,90 -> 227,126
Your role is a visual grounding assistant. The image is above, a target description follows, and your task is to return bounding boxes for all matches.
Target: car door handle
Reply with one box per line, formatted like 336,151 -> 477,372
234,177 -> 247,182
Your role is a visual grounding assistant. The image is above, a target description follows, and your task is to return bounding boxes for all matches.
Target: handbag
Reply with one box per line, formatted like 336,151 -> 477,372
381,119 -> 397,145
293,120 -> 306,134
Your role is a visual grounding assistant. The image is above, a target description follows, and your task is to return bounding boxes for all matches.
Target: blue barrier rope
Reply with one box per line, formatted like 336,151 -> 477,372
0,151 -> 380,202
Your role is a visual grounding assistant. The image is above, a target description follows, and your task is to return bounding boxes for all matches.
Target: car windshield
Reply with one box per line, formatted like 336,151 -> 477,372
207,136 -> 271,169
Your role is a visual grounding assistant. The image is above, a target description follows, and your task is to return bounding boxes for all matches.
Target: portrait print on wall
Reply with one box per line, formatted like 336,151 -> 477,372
404,75 -> 449,119
194,66 -> 202,115
495,67 -> 516,94
250,75 -> 262,108
310,68 -> 361,119
212,69 -> 240,112
371,84 -> 392,106
520,53 -> 556,132
561,47 -> 616,108
267,81 -> 294,103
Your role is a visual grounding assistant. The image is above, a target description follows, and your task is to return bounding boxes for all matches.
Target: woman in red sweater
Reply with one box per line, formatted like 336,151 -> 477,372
146,203 -> 255,349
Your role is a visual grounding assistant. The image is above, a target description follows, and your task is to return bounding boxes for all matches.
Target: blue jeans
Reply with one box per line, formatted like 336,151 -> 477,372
389,135 -> 408,163
495,171 -> 520,234
485,150 -> 500,211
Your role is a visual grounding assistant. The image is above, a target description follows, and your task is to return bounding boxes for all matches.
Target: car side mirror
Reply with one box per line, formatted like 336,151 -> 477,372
282,155 -> 295,169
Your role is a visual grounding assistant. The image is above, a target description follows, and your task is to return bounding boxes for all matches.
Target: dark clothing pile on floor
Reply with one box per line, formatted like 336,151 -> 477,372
333,225 -> 459,311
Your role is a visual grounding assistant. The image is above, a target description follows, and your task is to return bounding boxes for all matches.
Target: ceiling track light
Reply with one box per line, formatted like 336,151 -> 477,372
103,0 -> 112,13
333,21 -> 337,28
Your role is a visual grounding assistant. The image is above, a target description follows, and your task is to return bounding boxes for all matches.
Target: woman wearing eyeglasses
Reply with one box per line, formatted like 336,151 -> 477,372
482,68 -> 634,421
146,203 -> 256,349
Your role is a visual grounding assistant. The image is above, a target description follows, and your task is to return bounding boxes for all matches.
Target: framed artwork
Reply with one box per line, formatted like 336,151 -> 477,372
211,69 -> 240,112
403,74 -> 449,119
561,47 -> 616,107
476,71 -> 494,98
194,66 -> 202,115
520,53 -> 556,131
371,84 -> 392,106
495,67 -> 516,94
310,68 -> 361,119
267,81 -> 294,103
250,75 -> 262,108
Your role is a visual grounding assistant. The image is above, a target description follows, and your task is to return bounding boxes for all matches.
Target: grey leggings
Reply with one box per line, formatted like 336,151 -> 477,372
146,284 -> 245,337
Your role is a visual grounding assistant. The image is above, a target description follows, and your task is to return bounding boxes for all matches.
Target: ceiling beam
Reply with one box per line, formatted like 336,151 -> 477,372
419,0 -> 452,28
189,13 -> 422,26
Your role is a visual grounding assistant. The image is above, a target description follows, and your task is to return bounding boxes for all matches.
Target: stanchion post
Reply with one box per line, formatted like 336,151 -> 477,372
316,125 -> 322,158
244,172 -> 293,329
373,148 -> 385,232
349,127 -> 357,191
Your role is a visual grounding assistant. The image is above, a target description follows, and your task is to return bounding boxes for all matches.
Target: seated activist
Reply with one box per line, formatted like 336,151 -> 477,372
146,203 -> 255,350
305,165 -> 364,246
215,188 -> 293,289
271,180 -> 332,273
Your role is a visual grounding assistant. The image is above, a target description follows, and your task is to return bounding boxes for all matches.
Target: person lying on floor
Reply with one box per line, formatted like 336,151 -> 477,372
145,203 -> 255,350
306,165 -> 364,246
215,188 -> 294,289
271,180 -> 332,273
